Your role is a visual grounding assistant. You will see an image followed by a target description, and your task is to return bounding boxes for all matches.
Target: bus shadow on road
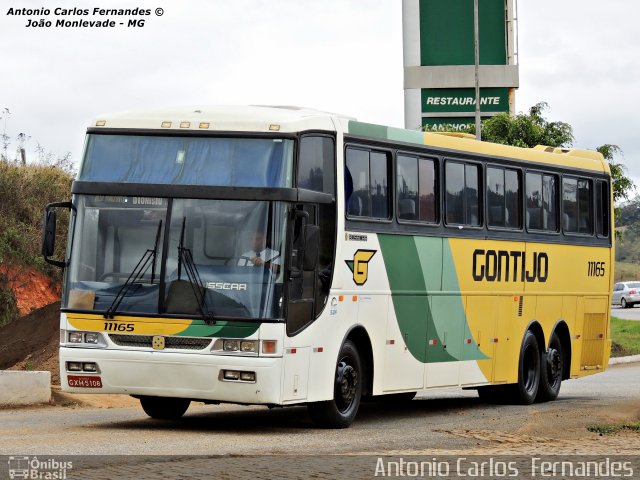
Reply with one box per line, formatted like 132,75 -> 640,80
95,394 -> 499,433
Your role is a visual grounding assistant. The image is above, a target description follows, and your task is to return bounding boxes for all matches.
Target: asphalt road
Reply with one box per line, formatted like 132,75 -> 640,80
611,305 -> 640,320
0,364 -> 638,458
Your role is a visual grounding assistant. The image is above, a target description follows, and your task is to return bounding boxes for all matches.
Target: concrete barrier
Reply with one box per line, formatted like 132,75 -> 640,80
0,371 -> 51,406
609,354 -> 640,365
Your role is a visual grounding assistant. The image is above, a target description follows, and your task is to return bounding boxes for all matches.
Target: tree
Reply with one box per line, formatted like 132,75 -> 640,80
465,102 -> 634,202
596,144 -> 634,204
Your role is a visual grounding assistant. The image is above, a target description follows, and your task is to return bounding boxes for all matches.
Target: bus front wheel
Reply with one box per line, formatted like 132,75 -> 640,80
536,333 -> 563,402
511,331 -> 541,405
139,396 -> 191,420
308,340 -> 363,428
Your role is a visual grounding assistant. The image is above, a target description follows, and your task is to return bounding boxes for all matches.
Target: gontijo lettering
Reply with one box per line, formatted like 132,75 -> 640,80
472,249 -> 549,283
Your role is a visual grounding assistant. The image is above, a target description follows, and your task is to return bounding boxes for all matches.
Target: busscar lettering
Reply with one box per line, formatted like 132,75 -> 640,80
472,249 -> 549,283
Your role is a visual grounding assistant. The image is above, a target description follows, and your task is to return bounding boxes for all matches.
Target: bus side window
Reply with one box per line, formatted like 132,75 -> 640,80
563,176 -> 593,235
445,160 -> 481,227
345,147 -> 390,220
298,136 -> 335,195
397,155 -> 438,223
596,180 -> 610,237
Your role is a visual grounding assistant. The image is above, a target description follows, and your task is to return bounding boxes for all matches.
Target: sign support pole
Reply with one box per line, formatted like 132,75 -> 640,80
473,0 -> 481,140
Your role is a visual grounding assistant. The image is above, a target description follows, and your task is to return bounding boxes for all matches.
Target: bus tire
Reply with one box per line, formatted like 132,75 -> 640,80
140,396 -> 190,420
308,340 -> 362,428
536,333 -> 563,402
477,386 -> 508,404
510,330 -> 541,405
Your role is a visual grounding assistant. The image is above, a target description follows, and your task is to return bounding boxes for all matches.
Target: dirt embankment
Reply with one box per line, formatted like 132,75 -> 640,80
0,301 -> 61,383
0,263 -> 60,316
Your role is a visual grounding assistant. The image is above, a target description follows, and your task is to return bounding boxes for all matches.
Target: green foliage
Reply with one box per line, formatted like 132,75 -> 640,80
588,422 -> 640,435
463,102 -> 634,207
465,102 -> 574,148
0,275 -> 18,327
0,161 -> 73,325
613,261 -> 640,281
597,144 -> 635,204
0,161 -> 73,271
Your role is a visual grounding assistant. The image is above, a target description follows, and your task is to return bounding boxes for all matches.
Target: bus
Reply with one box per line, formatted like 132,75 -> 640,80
43,106 -> 612,428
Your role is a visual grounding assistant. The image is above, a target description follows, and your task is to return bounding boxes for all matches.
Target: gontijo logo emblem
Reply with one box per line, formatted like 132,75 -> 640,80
346,250 -> 376,286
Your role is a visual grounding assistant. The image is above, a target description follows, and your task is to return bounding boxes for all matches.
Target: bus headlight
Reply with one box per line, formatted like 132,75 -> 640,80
62,330 -> 107,348
68,332 -> 84,343
212,339 -> 262,355
223,340 -> 240,351
84,332 -> 100,344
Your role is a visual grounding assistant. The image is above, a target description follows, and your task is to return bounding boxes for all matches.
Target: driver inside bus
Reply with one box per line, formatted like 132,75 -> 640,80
238,230 -> 280,274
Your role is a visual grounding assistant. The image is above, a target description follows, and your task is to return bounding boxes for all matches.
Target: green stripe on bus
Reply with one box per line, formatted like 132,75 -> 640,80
378,234 -> 488,363
348,121 -> 389,140
179,321 -> 260,338
387,127 -> 425,145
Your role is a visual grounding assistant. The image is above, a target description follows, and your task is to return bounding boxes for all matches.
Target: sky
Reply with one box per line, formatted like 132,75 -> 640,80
1,0 -> 639,189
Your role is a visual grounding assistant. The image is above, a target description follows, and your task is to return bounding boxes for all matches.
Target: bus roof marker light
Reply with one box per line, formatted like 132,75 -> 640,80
95,120 -> 106,127
161,121 -> 172,128
180,121 -> 190,128
199,122 -> 210,129
269,124 -> 280,131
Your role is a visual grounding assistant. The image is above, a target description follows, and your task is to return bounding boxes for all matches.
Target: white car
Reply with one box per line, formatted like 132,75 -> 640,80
612,281 -> 640,308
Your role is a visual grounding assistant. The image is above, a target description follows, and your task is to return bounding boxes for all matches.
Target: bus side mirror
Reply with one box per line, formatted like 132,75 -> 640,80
302,224 -> 319,271
42,210 -> 57,257
42,201 -> 74,269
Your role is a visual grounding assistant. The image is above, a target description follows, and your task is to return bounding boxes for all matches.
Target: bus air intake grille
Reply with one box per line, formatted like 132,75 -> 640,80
109,334 -> 212,350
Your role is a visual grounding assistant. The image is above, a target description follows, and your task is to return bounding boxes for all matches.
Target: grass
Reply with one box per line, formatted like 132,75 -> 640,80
588,422 -> 640,435
610,316 -> 640,357
613,261 -> 640,282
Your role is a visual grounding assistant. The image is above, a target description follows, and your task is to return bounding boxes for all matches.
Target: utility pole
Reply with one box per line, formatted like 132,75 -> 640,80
473,0 -> 481,140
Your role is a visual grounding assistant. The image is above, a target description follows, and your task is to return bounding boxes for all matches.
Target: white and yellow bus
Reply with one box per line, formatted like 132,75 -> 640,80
43,106 -> 612,428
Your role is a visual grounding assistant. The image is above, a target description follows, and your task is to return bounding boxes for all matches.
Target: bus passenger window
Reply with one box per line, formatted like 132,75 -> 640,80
488,166 -> 521,229
445,162 -> 464,224
370,152 -> 389,219
397,155 -> 437,223
465,164 -> 481,226
526,172 -> 558,232
446,161 -> 481,227
345,147 -> 389,220
563,177 -> 592,234
596,181 -> 610,237
526,172 -> 543,230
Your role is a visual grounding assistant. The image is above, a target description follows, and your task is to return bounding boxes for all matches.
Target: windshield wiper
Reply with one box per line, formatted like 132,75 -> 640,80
176,217 -> 216,324
104,220 -> 162,319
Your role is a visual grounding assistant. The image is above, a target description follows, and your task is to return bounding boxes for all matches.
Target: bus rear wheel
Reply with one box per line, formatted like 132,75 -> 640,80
510,331 -> 540,405
536,333 -> 563,402
139,396 -> 190,420
308,340 -> 362,428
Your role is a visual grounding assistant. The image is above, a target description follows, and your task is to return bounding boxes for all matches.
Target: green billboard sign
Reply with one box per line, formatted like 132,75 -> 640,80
419,0 -> 507,66
422,118 -> 475,132
422,88 -> 509,114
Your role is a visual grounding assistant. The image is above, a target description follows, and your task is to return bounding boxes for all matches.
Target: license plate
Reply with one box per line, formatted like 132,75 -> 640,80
67,375 -> 103,388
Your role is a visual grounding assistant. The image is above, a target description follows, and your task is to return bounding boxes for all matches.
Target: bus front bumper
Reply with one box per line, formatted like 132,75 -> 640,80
59,347 -> 284,405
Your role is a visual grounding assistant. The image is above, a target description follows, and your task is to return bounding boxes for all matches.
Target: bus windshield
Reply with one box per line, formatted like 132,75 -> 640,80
64,195 -> 287,320
79,134 -> 294,188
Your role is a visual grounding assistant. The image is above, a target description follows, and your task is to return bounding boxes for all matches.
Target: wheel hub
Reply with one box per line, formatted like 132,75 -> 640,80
336,361 -> 357,410
547,348 -> 561,379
